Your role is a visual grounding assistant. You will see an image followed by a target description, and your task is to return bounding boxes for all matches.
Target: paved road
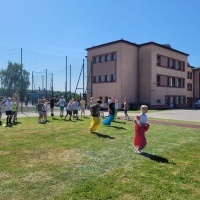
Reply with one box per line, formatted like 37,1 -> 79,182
147,109 -> 200,122
2,108 -> 200,122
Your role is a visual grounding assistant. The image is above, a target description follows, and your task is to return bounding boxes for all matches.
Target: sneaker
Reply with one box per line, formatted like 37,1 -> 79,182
134,147 -> 141,154
136,149 -> 141,154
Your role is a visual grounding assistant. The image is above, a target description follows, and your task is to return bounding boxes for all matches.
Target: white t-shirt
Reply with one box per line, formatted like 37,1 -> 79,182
59,99 -> 66,106
73,101 -> 79,110
5,101 -> 12,111
136,113 -> 147,125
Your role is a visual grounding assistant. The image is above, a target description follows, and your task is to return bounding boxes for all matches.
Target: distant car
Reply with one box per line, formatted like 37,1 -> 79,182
195,99 -> 200,108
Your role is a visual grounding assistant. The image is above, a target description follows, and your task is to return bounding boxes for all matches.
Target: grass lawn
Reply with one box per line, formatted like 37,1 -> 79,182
0,116 -> 199,200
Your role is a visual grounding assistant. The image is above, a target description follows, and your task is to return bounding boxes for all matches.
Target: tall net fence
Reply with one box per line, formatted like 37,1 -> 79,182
0,46 -> 87,113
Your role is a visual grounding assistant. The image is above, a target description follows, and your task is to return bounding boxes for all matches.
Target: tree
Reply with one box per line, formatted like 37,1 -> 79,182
0,61 -> 30,98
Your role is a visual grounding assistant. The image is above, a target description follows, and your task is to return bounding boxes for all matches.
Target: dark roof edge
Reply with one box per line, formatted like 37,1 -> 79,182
86,40 -> 189,56
193,67 -> 200,70
139,42 -> 189,56
85,39 -> 138,50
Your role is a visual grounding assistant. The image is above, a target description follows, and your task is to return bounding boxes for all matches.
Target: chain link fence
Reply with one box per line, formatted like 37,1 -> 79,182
0,46 -> 87,113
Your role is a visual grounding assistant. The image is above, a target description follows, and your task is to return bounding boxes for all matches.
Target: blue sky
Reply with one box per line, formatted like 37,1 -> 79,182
0,0 -> 200,91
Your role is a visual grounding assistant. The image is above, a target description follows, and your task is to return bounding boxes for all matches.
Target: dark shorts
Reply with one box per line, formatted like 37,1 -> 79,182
100,107 -> 104,111
73,110 -> 78,114
60,106 -> 64,111
67,110 -> 72,115
6,111 -> 12,115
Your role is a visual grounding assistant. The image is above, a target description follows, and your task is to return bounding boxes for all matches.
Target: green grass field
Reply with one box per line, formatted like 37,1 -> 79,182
0,116 -> 199,200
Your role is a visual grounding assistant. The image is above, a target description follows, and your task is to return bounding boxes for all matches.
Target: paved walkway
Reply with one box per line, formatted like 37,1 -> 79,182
2,108 -> 200,122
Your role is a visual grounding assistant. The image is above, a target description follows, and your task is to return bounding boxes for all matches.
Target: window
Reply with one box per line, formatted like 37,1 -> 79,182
157,99 -> 161,103
157,55 -> 161,65
170,77 -> 175,87
99,56 -> 103,63
177,78 -> 181,87
172,97 -> 175,104
171,59 -> 176,68
187,83 -> 192,91
167,58 -> 170,68
167,77 -> 170,86
93,56 -> 97,64
178,61 -> 182,70
93,76 -> 96,83
165,96 -> 170,105
177,97 -> 181,104
111,53 -> 116,60
187,72 -> 192,79
157,75 -> 160,86
111,74 -> 116,81
105,54 -> 110,62
98,76 -> 101,82
105,75 -> 110,82
182,79 -> 185,88
182,97 -> 186,104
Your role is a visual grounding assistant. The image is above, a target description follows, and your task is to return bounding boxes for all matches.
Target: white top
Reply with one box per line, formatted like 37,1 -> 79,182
5,101 -> 12,111
67,103 -> 73,111
43,103 -> 48,111
136,113 -> 147,125
58,99 -> 66,106
73,101 -> 79,110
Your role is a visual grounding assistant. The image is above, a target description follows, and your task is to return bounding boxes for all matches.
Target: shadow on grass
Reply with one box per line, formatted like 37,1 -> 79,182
76,118 -> 84,121
112,121 -> 126,124
141,152 -> 173,164
92,132 -> 115,139
82,116 -> 90,119
51,117 -> 60,120
12,122 -> 22,126
109,125 -> 126,130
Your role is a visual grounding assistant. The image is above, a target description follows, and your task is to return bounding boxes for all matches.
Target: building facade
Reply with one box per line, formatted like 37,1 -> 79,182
86,39 -> 198,109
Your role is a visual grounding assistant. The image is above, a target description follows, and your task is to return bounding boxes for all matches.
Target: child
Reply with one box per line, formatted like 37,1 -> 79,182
4,97 -> 13,126
133,105 -> 150,154
103,98 -> 115,126
42,99 -> 48,122
72,98 -> 79,119
65,100 -> 73,120
123,98 -> 130,120
89,99 -> 102,133
36,99 -> 44,123
50,96 -> 56,117
58,95 -> 66,118
80,98 -> 86,117
113,98 -> 119,121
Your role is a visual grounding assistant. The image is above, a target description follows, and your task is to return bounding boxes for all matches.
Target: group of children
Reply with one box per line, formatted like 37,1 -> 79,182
36,96 -> 86,123
1,93 -> 150,154
89,98 -> 150,154
0,93 -> 20,126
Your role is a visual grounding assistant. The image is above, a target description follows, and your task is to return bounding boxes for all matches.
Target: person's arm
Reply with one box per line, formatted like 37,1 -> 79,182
90,107 -> 93,116
35,104 -> 38,112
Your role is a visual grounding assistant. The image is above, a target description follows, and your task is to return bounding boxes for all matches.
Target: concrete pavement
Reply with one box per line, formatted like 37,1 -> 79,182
1,108 -> 200,123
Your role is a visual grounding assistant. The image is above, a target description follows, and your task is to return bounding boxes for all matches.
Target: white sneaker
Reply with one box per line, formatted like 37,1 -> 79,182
134,147 -> 141,154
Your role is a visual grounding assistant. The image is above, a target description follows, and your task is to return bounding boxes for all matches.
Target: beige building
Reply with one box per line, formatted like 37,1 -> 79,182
193,68 -> 200,99
86,39 -> 198,109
